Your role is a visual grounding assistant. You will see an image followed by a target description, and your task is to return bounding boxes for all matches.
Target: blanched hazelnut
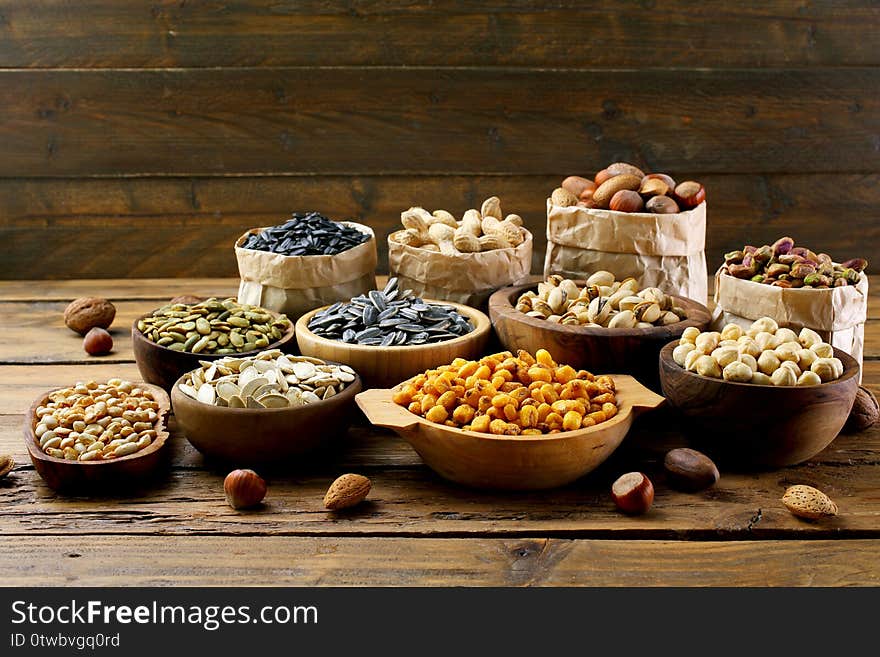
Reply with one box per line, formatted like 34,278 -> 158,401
711,346 -> 740,368
775,342 -> 801,362
695,355 -> 722,378
673,342 -> 696,366
775,328 -> 798,344
811,357 -> 843,382
798,327 -> 823,348
771,367 -> 797,386
810,342 -> 834,359
757,350 -> 781,375
797,371 -> 822,386
739,353 -> 758,373
720,323 -> 744,341
754,331 -> 779,351
684,349 -> 702,372
748,317 -> 779,337
737,337 -> 762,358
680,326 -> 701,345
797,348 -> 817,369
751,372 -> 772,385
780,360 -> 802,377
723,361 -> 752,383
694,332 -> 720,354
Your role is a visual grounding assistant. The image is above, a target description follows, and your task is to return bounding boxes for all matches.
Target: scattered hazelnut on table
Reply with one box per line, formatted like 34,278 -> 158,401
224,469 -> 267,509
83,327 -> 113,356
63,297 -> 116,335
611,472 -> 654,515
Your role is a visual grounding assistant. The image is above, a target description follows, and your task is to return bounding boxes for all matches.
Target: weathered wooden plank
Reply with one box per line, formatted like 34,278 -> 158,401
1,68 -> 877,177
0,278 -> 239,302
2,1 -> 878,69
1,174 -> 877,279
2,536 -> 877,586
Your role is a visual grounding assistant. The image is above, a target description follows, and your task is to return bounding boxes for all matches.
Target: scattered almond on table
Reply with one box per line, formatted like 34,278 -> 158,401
324,473 -> 371,510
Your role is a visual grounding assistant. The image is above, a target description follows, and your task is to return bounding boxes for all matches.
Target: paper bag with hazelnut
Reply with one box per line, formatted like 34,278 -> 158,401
712,238 -> 868,377
544,167 -> 708,304
235,222 -> 378,318
387,198 -> 534,307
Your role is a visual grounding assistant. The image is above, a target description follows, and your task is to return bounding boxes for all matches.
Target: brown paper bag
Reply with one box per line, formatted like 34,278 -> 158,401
543,200 -> 708,304
712,267 -> 868,376
235,222 -> 377,318
388,230 -> 534,307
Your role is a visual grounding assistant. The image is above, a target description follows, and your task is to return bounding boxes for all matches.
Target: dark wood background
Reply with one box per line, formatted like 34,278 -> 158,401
1,1 -> 878,279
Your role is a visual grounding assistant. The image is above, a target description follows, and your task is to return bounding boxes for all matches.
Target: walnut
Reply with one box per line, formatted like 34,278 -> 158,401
845,386 -> 879,432
63,297 -> 116,335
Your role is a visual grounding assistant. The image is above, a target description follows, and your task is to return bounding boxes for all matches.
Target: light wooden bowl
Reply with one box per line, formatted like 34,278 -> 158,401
295,300 -> 492,388
171,366 -> 363,464
488,278 -> 711,389
356,375 -> 664,490
659,342 -> 860,467
132,310 -> 296,390
24,382 -> 171,491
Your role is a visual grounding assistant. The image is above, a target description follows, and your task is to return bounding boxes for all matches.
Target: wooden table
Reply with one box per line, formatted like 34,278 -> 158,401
1,278 -> 879,586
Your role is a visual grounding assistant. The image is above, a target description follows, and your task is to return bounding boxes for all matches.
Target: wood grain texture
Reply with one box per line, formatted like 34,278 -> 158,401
1,68 -> 877,178
1,536 -> 877,586
1,1 -> 878,69
2,174 -> 877,279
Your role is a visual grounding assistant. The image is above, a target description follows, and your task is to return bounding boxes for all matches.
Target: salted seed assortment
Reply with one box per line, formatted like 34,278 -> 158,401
178,350 -> 356,408
240,212 -> 370,256
516,272 -> 686,328
393,349 -> 618,435
307,278 -> 473,346
33,379 -> 161,461
137,298 -> 292,355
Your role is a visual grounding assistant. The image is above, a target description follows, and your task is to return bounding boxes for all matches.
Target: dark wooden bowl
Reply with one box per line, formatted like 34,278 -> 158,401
24,382 -> 171,491
659,342 -> 860,468
170,365 -> 363,464
488,277 -> 711,389
132,310 -> 296,390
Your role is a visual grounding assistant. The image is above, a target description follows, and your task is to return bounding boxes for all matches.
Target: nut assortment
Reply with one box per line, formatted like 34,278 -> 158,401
721,236 -> 867,288
307,277 -> 473,346
177,350 -> 356,408
673,317 -> 845,385
390,196 -> 525,253
393,349 -> 618,435
32,379 -> 162,461
240,212 -> 370,256
137,298 -> 292,354
515,272 -> 686,328
552,163 -> 705,214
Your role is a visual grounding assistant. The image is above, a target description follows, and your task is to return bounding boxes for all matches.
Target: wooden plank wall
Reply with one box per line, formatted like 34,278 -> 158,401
0,1 -> 878,279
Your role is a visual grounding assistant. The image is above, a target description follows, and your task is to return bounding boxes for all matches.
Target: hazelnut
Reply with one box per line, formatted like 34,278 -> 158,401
63,297 -> 116,335
645,195 -> 680,214
673,181 -> 706,208
644,173 -> 677,191
609,189 -> 644,213
611,472 -> 654,514
846,386 -> 879,432
561,176 -> 596,198
638,177 -> 669,198
224,469 -> 267,509
663,448 -> 719,491
83,327 -> 113,356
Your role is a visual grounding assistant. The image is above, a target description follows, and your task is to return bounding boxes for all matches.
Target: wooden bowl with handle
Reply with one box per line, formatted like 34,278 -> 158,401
488,277 -> 711,389
355,375 -> 665,490
171,365 -> 363,464
132,310 -> 296,390
24,382 -> 171,491
659,342 -> 860,467
296,301 -> 492,388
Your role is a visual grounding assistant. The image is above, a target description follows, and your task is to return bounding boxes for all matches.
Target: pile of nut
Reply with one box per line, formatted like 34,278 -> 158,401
516,272 -> 685,328
33,379 -> 161,461
393,349 -> 618,435
138,298 -> 292,354
178,350 -> 355,408
722,237 -> 867,288
673,318 -> 845,386
551,162 -> 705,215
390,196 -> 525,253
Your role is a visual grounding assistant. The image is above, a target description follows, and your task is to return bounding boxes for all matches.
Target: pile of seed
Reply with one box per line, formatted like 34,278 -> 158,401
33,379 -> 161,461
138,298 -> 292,355
178,350 -> 356,408
308,278 -> 474,346
240,212 -> 370,256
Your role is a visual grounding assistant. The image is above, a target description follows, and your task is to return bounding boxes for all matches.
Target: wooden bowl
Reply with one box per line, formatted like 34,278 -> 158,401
489,278 -> 711,389
170,366 -> 363,464
659,342 -> 860,467
132,310 -> 296,390
24,383 -> 171,491
356,375 -> 664,490
295,301 -> 492,388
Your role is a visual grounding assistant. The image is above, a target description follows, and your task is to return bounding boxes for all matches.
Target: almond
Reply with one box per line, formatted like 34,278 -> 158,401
324,473 -> 371,510
781,485 -> 838,520
591,174 -> 642,209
